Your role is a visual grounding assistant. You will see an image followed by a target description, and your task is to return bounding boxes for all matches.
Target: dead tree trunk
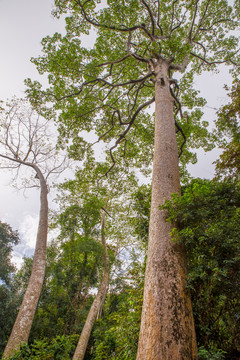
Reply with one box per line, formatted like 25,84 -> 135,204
136,60 -> 198,360
3,165 -> 48,359
72,210 -> 109,360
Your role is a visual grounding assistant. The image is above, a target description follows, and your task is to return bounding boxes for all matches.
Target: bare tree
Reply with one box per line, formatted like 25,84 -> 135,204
0,98 -> 68,359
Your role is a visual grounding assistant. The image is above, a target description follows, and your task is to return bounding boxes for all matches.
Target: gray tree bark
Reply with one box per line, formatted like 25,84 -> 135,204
72,211 -> 109,360
3,165 -> 48,359
136,60 -> 198,360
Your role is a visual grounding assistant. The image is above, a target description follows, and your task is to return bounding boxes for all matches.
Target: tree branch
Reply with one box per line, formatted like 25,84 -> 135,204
169,85 -> 187,157
76,0 -> 155,39
192,0 -> 212,41
105,96 -> 155,176
56,72 -> 154,101
156,0 -> 163,35
190,52 -> 240,66
96,55 -> 131,68
170,53 -> 190,71
140,0 -> 155,36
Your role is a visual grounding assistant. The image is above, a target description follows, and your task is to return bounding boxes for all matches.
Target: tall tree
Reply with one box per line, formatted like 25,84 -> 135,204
72,207 -> 109,360
54,154 -> 138,359
26,1 -> 239,358
0,98 -> 68,359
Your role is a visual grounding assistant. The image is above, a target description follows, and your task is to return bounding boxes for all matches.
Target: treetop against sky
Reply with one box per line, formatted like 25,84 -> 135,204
26,0 -> 239,174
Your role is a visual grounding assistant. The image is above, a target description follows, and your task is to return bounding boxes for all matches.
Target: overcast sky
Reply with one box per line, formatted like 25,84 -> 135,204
0,0 -> 66,265
0,0 -> 233,266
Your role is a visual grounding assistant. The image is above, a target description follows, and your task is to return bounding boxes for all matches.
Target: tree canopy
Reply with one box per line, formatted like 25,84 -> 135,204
25,0 -> 240,172
0,221 -> 20,356
0,221 -> 19,285
214,80 -> 240,181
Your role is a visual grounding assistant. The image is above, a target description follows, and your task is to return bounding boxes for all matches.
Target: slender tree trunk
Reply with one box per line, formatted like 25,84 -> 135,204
3,168 -> 48,359
72,211 -> 109,360
136,60 -> 198,360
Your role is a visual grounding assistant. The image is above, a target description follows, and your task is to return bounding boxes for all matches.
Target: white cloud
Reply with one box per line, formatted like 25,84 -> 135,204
19,214 -> 39,249
12,213 -> 60,269
12,214 -> 39,268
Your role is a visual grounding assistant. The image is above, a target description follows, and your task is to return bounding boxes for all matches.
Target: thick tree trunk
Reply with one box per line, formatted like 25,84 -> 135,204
72,211 -> 109,360
136,60 -> 198,360
3,168 -> 48,359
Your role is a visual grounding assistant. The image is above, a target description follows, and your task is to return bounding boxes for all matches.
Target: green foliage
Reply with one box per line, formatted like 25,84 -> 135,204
13,257 -> 33,295
0,221 -> 20,356
57,198 -> 103,238
29,237 -> 103,340
93,291 -> 141,360
119,179 -> 240,358
11,234 -> 104,344
214,80 -> 240,181
25,0 -> 240,174
27,155 -> 137,344
215,80 -> 240,141
92,259 -> 144,360
7,335 -> 79,360
11,2 -> 240,357
198,346 -> 226,360
0,285 -> 20,357
215,141 -> 240,181
163,179 -> 240,358
0,221 -> 19,285
130,184 -> 151,243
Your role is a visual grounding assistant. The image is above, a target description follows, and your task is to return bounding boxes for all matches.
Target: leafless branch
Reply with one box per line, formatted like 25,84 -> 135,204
0,98 -> 70,189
